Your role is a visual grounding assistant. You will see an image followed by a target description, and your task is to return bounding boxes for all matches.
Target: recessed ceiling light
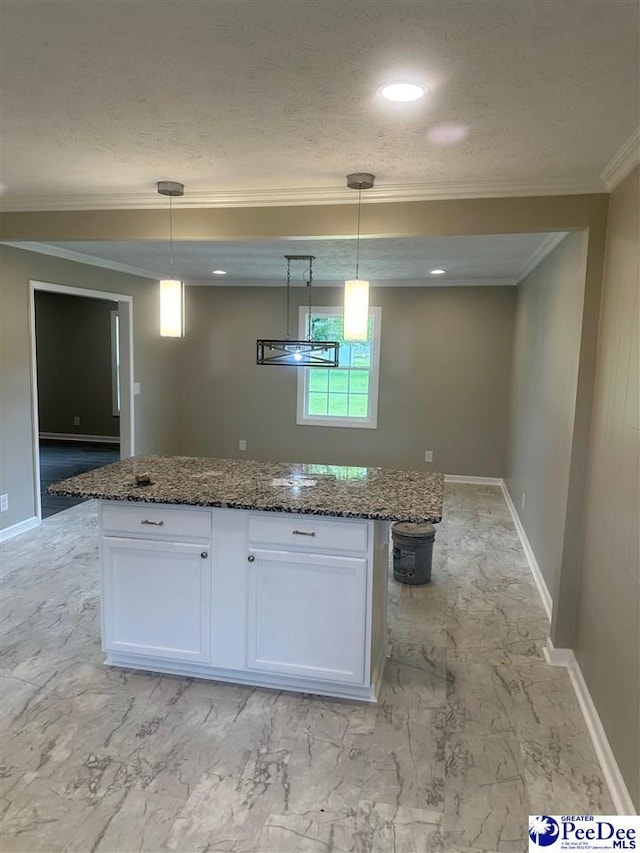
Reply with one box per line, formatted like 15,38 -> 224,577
378,82 -> 427,103
212,269 -> 227,275
430,269 -> 446,275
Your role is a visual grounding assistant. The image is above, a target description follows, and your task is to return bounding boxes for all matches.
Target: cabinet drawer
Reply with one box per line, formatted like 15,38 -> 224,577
101,503 -> 212,541
248,513 -> 368,554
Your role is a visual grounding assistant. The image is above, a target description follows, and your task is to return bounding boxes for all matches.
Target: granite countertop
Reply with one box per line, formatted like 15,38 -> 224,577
48,455 -> 444,523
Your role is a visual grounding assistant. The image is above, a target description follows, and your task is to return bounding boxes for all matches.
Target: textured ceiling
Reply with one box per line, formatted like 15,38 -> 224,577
38,233 -> 562,285
1,0 -> 638,207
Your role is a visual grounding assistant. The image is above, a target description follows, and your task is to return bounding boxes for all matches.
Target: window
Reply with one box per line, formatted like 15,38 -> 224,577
296,307 -> 381,429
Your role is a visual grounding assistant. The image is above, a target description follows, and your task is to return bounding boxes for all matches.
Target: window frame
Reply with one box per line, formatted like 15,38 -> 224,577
296,306 -> 381,429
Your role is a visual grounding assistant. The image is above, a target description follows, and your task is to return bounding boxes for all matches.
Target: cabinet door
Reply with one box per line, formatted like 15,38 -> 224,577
102,537 -> 211,663
247,548 -> 367,684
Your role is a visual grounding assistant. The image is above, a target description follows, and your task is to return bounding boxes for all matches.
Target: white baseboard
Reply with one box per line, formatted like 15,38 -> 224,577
444,474 -> 504,485
39,432 -> 120,444
543,637 -> 574,667
544,640 -> 636,815
0,516 -> 40,543
500,481 -> 553,621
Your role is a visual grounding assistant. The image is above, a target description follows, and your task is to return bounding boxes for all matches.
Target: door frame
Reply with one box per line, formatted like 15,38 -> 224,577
28,280 -> 134,521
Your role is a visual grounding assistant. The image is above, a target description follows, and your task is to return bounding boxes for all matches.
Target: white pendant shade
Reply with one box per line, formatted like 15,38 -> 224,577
160,279 -> 184,337
343,279 -> 370,341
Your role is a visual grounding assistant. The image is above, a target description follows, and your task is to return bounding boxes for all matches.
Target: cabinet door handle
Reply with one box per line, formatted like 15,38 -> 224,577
292,529 -> 316,537
201,552 -> 208,559
141,519 -> 164,526
247,554 -> 255,562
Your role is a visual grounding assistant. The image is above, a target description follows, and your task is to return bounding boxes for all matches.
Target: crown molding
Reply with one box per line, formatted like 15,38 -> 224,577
601,128 -> 640,191
514,231 -> 569,283
0,174 -> 606,212
2,241 -> 159,280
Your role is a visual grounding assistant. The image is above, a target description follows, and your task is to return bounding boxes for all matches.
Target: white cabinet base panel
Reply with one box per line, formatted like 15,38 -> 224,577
104,652 -> 385,703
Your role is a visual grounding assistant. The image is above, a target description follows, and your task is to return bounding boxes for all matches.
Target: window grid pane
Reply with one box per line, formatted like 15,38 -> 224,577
308,369 -> 328,392
348,394 -> 368,417
308,392 -> 328,416
328,394 -> 349,416
348,370 -> 369,394
328,370 -> 349,393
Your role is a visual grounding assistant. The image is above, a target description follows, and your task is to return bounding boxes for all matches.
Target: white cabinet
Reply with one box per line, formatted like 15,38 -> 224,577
99,502 -> 387,701
246,548 -> 367,684
102,537 -> 212,663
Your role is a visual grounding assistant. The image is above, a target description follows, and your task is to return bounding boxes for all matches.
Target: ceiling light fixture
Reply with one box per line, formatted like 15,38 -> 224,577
344,173 -> 374,341
212,269 -> 227,275
157,180 -> 185,337
256,255 -> 340,367
430,269 -> 446,275
378,82 -> 426,102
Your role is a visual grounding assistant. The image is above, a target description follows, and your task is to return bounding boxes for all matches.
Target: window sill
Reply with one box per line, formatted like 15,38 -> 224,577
297,416 -> 378,430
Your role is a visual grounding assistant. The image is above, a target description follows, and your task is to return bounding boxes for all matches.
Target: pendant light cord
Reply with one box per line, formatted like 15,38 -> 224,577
306,258 -> 313,341
285,258 -> 291,341
355,187 -> 362,280
169,194 -> 174,275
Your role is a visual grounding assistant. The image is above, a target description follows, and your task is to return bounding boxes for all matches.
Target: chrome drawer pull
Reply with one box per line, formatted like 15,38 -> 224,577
140,519 -> 164,526
292,529 -> 316,537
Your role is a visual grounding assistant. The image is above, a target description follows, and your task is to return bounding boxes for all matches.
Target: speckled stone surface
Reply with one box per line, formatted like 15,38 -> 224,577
47,455 -> 444,523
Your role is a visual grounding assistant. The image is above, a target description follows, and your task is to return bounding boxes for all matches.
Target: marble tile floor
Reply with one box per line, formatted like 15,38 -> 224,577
0,485 -> 613,853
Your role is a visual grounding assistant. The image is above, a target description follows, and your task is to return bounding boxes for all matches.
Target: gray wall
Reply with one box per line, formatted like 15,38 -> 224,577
574,167 -> 639,808
0,244 -> 182,531
35,290 -> 119,437
505,232 -> 587,596
174,284 -> 516,475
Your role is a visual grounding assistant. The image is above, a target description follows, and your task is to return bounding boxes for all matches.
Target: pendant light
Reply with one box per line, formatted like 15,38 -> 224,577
157,180 -> 185,337
344,172 -> 374,341
256,255 -> 340,366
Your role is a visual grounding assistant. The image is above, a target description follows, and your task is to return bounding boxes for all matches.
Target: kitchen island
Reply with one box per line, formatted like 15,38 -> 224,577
49,456 -> 444,702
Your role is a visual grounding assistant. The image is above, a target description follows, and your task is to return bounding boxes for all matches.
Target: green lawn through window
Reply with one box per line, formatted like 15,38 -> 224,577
305,315 -> 374,420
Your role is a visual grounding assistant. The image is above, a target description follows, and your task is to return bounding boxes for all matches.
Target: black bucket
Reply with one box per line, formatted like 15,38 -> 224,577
391,521 -> 436,585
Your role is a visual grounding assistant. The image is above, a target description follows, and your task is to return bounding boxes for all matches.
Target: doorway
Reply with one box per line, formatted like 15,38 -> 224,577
29,281 -> 134,520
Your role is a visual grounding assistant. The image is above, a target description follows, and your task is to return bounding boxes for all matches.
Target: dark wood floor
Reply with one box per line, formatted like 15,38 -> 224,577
39,440 -> 120,518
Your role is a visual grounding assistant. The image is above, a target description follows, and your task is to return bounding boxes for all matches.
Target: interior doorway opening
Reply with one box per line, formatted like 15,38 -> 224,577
29,281 -> 134,520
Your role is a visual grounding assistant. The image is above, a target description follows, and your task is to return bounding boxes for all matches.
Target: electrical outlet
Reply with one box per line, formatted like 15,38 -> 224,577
424,450 -> 433,462
239,439 -> 247,451
73,416 -> 80,426
0,494 -> 8,513
521,492 -> 526,511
